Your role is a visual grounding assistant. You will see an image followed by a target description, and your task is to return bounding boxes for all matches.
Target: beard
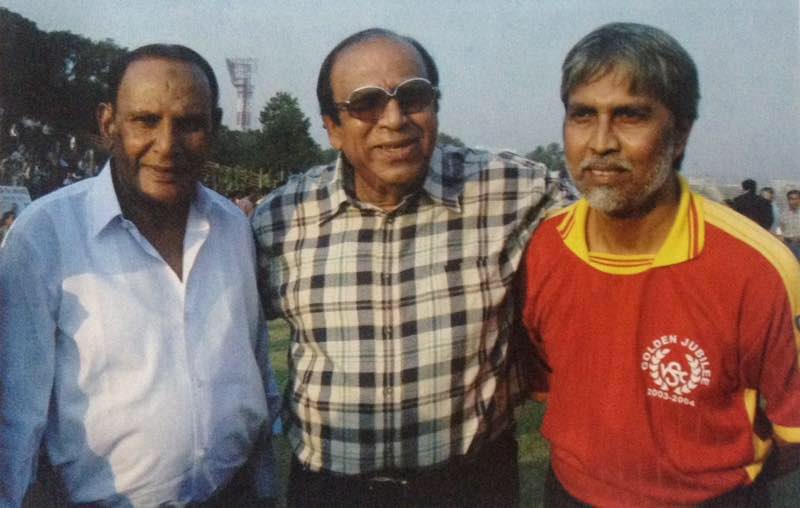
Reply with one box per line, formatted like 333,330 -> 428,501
570,139 -> 677,218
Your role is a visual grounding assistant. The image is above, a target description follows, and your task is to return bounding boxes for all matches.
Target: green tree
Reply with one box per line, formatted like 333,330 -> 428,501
0,8 -> 124,151
318,147 -> 338,164
43,31 -> 124,135
526,142 -> 565,173
437,131 -> 465,147
257,91 -> 322,181
210,125 -> 262,169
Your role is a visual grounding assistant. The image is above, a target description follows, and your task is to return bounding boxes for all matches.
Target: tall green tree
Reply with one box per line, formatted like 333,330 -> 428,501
257,91 -> 321,180
0,8 -> 124,151
211,125 -> 261,169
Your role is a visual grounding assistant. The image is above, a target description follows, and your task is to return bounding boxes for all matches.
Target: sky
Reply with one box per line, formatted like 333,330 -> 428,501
2,0 -> 798,182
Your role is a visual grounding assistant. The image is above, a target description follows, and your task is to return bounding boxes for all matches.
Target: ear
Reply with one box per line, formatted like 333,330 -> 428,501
98,103 -> 115,138
672,123 -> 693,162
322,114 -> 343,151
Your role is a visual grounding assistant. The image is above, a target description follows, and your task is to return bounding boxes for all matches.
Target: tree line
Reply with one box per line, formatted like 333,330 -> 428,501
0,7 -> 565,195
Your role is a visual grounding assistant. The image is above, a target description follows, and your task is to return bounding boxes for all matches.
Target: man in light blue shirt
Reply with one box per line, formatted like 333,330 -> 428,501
0,44 -> 278,506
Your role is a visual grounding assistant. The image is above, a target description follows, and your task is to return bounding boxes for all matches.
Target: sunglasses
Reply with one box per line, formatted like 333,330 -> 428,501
333,77 -> 439,122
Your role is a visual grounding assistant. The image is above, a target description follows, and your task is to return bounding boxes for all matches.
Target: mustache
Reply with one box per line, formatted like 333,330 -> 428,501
579,158 -> 634,173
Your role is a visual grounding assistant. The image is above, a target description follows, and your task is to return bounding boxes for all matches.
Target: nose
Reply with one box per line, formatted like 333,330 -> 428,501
153,121 -> 179,157
377,97 -> 407,128
588,116 -> 619,156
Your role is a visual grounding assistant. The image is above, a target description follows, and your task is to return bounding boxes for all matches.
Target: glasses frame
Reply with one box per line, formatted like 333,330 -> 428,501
333,77 -> 439,122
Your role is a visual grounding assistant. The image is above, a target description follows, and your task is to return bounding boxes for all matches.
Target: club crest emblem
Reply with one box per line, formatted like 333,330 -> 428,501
641,334 -> 712,407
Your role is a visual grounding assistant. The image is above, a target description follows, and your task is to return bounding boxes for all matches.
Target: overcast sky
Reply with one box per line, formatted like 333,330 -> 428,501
3,0 -> 798,182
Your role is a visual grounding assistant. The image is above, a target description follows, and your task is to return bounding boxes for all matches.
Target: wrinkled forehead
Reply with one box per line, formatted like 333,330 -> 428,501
577,62 -> 663,101
117,57 -> 212,106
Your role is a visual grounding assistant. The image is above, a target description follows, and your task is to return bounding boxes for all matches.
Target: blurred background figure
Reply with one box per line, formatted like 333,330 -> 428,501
760,186 -> 781,235
781,189 -> 800,260
731,178 -> 773,230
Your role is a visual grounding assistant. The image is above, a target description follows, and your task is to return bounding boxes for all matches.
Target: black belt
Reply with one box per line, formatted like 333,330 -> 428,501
289,428 -> 518,506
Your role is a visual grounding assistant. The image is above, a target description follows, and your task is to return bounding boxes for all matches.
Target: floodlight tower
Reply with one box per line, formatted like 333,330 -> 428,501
226,58 -> 257,130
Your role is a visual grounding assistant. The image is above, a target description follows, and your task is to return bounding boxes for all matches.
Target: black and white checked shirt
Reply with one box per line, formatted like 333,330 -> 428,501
254,145 -> 558,475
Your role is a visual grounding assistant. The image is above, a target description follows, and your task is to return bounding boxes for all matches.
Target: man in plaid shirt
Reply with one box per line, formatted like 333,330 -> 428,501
253,28 -> 559,506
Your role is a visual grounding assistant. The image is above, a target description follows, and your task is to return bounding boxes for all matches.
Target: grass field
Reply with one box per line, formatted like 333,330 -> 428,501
267,319 -> 800,508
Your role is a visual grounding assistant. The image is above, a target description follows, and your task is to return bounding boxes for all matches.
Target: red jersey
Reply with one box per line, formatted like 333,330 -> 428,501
523,179 -> 800,506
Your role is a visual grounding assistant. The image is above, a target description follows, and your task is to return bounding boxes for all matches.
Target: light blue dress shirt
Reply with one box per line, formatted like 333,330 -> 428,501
0,164 -> 278,506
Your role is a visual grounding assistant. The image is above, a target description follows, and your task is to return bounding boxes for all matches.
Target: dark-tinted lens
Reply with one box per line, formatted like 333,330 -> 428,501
346,87 -> 391,120
343,79 -> 436,121
395,79 -> 436,114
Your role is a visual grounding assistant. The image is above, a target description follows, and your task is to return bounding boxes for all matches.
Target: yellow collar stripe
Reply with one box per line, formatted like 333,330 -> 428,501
558,177 -> 704,275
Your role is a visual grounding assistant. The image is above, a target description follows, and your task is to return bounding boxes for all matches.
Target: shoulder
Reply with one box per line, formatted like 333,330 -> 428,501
11,178 -> 92,238
437,146 -> 548,203
441,145 -> 547,181
200,185 -> 248,222
251,162 -> 338,243
532,203 -> 576,239
702,196 -> 799,284
198,185 -> 255,242
256,163 -> 336,214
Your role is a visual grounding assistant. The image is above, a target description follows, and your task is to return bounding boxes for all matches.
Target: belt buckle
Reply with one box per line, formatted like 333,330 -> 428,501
370,475 -> 409,486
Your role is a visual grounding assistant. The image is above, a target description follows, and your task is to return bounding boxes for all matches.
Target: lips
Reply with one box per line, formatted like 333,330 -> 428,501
375,138 -> 417,149
143,165 -> 184,183
373,138 -> 419,160
579,159 -> 632,183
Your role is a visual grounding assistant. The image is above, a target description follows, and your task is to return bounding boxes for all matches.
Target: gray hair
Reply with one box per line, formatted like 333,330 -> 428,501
561,22 -> 699,132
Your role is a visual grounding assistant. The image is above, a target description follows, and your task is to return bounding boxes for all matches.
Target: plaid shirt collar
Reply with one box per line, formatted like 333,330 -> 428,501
323,146 -> 464,222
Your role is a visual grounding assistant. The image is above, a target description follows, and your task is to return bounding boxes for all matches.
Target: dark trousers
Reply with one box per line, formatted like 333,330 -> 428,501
544,466 -> 771,508
287,430 -> 519,507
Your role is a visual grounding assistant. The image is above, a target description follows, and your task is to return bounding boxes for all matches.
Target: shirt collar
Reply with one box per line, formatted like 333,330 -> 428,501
323,146 -> 463,221
558,176 -> 705,274
87,160 -> 211,238
87,161 -> 123,238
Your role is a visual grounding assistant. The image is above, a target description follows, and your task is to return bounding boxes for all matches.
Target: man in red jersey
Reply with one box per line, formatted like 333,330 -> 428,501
522,22 -> 800,507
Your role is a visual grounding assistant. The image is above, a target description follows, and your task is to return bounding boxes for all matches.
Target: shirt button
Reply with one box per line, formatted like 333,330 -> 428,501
383,386 -> 393,397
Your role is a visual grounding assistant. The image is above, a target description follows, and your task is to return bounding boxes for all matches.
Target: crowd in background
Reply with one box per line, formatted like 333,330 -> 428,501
0,123 -> 100,200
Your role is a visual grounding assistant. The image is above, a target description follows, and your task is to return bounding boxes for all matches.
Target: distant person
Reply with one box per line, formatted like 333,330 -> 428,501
0,210 -> 15,244
760,186 -> 781,234
731,178 -> 773,229
522,22 -> 800,506
0,44 -> 278,506
253,27 -> 561,507
781,189 -> 800,260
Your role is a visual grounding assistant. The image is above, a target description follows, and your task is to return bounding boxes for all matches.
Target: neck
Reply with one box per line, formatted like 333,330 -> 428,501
355,182 -> 412,211
345,160 -> 423,212
111,165 -> 191,279
586,177 -> 681,256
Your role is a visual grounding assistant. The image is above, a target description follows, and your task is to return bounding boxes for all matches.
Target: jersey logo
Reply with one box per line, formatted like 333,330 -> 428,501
641,334 -> 712,407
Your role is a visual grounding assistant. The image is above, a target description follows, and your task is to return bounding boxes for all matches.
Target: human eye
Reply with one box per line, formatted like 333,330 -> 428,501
132,114 -> 160,128
614,106 -> 650,122
567,106 -> 594,122
348,87 -> 386,114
